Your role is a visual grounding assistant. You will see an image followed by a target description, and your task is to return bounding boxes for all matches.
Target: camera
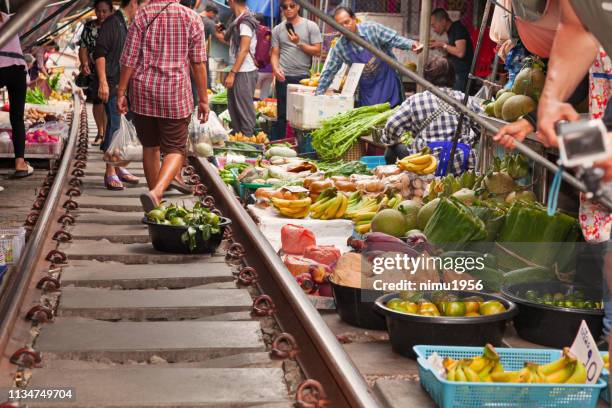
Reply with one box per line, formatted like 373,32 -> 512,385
556,119 -> 610,168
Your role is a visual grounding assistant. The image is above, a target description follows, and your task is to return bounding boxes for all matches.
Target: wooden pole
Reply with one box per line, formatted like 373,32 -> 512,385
416,0 -> 431,92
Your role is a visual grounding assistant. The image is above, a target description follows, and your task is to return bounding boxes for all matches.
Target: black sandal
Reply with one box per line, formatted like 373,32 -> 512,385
91,134 -> 104,146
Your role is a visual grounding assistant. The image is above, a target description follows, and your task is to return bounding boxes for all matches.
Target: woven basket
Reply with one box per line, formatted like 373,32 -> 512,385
341,141 -> 365,162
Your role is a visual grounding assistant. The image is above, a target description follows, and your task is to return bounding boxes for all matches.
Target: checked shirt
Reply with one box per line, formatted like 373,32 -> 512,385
120,0 -> 206,119
382,88 -> 482,174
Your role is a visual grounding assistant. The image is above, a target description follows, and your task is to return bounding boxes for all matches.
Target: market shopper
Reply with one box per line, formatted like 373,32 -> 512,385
382,57 -> 479,174
201,2 -> 219,88
0,11 -> 32,178
271,0 -> 322,140
95,0 -> 144,190
117,0 -> 209,212
315,6 -> 422,108
79,0 -> 113,146
220,0 -> 258,137
429,8 -> 474,92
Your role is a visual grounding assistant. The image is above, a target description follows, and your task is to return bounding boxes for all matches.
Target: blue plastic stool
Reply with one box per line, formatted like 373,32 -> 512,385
427,141 -> 471,176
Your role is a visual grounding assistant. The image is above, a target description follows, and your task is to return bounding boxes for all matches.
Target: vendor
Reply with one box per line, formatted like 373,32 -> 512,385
315,6 -> 422,108
382,57 -> 480,174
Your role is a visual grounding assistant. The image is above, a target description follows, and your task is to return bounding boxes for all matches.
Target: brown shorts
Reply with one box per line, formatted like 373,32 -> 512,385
132,113 -> 190,155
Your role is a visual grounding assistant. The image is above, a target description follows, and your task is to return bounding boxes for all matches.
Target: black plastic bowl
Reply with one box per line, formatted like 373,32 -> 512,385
374,291 -> 518,358
143,217 -> 232,254
502,281 -> 604,349
330,279 -> 386,330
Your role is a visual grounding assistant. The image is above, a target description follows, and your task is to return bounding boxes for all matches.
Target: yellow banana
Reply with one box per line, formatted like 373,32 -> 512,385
421,157 -> 438,174
491,361 -> 504,374
443,357 -> 458,370
539,354 -> 570,376
564,361 -> 587,384
271,197 -> 312,208
335,194 -> 348,218
279,205 -> 311,215
405,154 -> 434,165
455,366 -> 467,382
477,360 -> 495,380
463,365 -> 481,382
322,196 -> 342,220
446,364 -> 457,381
491,371 -> 521,383
355,223 -> 371,234
469,356 -> 488,373
545,363 -> 575,383
278,206 -> 310,219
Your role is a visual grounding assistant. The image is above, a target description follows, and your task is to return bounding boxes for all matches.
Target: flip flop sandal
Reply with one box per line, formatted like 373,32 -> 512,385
91,134 -> 104,146
13,164 -> 34,179
104,174 -> 125,191
140,192 -> 158,213
116,168 -> 140,185
168,179 -> 193,194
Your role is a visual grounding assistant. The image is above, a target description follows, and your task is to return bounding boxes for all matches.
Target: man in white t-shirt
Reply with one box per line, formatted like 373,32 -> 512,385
222,0 -> 258,137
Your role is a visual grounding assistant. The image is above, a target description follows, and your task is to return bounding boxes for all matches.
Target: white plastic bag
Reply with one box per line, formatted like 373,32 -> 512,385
189,114 -> 214,158
103,115 -> 142,167
202,111 -> 228,144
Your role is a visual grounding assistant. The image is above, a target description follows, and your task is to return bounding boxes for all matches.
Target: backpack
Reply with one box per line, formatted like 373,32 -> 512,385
252,24 -> 272,69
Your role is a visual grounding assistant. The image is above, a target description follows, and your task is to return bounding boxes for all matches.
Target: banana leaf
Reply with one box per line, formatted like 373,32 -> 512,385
424,197 -> 487,251
470,205 -> 506,243
493,202 -> 580,271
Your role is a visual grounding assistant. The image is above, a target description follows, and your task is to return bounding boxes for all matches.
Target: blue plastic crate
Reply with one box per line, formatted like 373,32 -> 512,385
601,352 -> 609,402
414,345 -> 606,408
360,156 -> 386,169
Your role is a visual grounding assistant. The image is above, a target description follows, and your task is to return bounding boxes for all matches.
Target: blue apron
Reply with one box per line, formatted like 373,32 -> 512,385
347,41 -> 401,107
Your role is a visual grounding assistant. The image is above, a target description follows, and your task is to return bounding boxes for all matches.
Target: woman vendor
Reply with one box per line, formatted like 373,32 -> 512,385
382,57 -> 481,174
315,6 -> 422,108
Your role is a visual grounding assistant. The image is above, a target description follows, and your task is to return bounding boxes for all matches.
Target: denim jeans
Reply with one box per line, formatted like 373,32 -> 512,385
102,94 -> 120,152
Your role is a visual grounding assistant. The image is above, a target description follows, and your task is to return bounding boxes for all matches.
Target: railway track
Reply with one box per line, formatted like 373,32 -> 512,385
0,98 -> 384,407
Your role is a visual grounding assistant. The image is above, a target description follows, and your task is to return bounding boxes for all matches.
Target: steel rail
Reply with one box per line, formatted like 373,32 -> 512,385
0,90 -> 81,359
0,0 -> 57,50
193,157 -> 380,408
294,0 -> 612,211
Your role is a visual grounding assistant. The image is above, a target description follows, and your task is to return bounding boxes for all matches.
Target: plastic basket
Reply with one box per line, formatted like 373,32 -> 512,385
414,345 -> 606,408
341,142 -> 365,162
360,156 -> 385,169
239,182 -> 272,203
294,129 -> 314,154
0,227 -> 26,265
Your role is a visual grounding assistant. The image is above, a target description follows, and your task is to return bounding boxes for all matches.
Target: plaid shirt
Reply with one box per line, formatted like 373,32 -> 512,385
316,22 -> 415,94
382,88 -> 482,174
120,0 -> 206,119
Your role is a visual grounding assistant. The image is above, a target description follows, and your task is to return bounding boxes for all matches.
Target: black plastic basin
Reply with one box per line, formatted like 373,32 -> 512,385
502,281 -> 604,349
143,217 -> 232,254
374,291 -> 517,358
330,279 -> 386,330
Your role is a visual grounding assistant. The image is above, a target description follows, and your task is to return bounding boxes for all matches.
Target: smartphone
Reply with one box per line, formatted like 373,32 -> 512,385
286,23 -> 295,36
557,119 -> 610,168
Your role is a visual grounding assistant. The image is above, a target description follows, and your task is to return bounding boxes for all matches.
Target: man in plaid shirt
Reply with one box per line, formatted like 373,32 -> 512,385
382,57 -> 481,175
315,6 -> 422,108
117,0 -> 209,211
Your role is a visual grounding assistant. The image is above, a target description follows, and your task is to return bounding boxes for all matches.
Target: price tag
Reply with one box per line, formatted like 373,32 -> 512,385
570,320 -> 603,384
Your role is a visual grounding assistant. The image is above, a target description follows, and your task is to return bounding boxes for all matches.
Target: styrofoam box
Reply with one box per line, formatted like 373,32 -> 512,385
287,84 -> 354,130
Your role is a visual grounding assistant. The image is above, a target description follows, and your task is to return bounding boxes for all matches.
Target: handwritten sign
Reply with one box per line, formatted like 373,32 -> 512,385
570,320 -> 604,384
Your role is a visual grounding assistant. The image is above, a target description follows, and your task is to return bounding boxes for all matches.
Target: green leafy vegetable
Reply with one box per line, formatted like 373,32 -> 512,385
312,103 -> 398,161
26,88 -> 47,104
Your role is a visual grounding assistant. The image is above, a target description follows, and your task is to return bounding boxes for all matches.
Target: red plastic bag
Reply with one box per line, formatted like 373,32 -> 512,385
303,245 -> 341,266
281,224 -> 316,255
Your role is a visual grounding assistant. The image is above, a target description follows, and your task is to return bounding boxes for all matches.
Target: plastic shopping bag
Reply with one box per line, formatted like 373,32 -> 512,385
202,111 -> 229,144
189,114 -> 214,158
103,115 -> 142,167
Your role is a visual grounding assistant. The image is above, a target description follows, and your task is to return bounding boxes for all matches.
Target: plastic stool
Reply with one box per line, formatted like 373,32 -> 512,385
427,141 -> 471,176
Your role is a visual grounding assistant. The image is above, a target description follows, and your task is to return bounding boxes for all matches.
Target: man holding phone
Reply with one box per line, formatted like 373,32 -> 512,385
271,0 -> 322,140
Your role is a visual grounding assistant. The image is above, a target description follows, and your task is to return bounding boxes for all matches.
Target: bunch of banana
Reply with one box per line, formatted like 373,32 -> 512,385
397,149 -> 438,175
490,348 -> 586,384
271,197 -> 311,219
310,189 -> 348,220
383,192 -> 403,210
344,192 -> 380,234
604,354 -> 609,370
446,344 -> 504,382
